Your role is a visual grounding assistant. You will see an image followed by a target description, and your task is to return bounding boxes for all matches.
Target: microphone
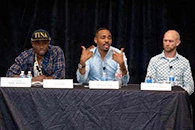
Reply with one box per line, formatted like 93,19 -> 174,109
103,67 -> 106,70
169,66 -> 172,69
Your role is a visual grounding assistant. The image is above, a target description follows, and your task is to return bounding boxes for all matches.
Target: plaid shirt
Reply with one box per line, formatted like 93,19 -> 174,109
6,45 -> 65,79
145,51 -> 194,95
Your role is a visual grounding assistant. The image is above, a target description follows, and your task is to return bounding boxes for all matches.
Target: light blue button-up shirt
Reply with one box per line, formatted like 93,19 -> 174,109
77,46 -> 130,84
145,51 -> 194,95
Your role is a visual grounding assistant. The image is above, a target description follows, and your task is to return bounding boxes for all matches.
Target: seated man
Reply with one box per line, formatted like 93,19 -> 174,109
6,29 -> 66,82
76,27 -> 130,84
145,30 -> 194,95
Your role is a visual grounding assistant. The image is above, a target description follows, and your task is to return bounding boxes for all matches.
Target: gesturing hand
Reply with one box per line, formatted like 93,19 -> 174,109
112,48 -> 125,65
80,45 -> 95,65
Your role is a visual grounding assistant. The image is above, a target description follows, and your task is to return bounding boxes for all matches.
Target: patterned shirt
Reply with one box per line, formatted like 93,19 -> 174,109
6,45 -> 65,79
76,46 -> 130,84
145,51 -> 194,95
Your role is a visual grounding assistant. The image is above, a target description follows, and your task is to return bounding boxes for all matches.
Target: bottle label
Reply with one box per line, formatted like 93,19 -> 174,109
146,78 -> 152,83
20,75 -> 25,78
169,77 -> 175,82
101,72 -> 107,81
101,77 -> 106,81
27,75 -> 32,79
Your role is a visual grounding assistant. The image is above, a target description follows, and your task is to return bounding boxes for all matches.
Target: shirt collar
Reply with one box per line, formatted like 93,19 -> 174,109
160,50 -> 179,60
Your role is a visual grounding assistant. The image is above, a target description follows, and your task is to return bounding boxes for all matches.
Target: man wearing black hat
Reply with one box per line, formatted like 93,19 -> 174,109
6,29 -> 65,82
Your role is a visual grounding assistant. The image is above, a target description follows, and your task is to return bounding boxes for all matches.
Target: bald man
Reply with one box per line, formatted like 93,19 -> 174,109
145,30 -> 194,95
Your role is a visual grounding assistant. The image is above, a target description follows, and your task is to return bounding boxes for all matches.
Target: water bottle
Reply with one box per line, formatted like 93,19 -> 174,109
20,71 -> 26,78
27,71 -> 32,80
115,67 -> 122,85
146,75 -> 152,83
101,72 -> 107,81
169,75 -> 175,86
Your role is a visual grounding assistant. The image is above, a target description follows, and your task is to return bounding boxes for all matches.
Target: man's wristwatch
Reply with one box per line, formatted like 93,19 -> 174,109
78,63 -> 85,69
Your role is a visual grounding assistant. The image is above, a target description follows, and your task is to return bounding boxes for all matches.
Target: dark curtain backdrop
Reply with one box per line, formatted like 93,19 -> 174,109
0,0 -> 195,126
0,0 -> 194,83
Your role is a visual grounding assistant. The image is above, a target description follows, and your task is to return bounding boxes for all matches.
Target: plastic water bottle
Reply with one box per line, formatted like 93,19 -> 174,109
101,72 -> 107,81
146,75 -> 152,83
115,67 -> 122,85
27,71 -> 32,80
20,71 -> 26,78
169,75 -> 175,86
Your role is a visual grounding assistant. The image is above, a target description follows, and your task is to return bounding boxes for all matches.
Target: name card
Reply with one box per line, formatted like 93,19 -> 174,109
43,79 -> 73,88
89,81 -> 120,89
0,77 -> 31,87
141,82 -> 172,91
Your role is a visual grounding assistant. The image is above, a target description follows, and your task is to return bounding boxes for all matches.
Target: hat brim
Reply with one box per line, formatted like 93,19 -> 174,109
31,38 -> 51,42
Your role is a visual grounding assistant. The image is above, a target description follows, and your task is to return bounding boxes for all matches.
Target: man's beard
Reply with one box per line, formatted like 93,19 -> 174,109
103,49 -> 109,52
164,47 -> 175,52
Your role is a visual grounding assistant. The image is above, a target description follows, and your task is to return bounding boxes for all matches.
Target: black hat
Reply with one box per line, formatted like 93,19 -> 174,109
31,29 -> 51,42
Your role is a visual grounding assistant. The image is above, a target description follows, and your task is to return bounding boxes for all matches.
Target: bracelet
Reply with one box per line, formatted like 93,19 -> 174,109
78,63 -> 86,69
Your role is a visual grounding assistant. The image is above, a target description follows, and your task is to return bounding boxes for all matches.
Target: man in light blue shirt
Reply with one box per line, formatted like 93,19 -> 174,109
76,28 -> 130,84
145,30 -> 194,95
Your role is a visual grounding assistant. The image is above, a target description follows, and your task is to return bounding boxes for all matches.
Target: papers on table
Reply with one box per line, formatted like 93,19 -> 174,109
31,81 -> 43,87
